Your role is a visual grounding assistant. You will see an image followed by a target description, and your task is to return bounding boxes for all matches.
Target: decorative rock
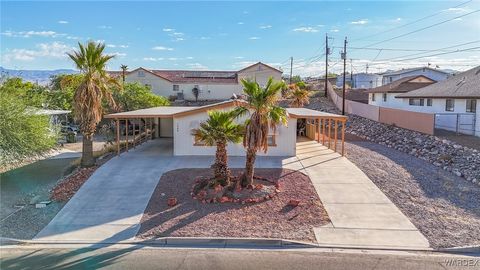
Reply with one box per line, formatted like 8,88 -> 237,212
288,199 -> 301,207
167,197 -> 178,207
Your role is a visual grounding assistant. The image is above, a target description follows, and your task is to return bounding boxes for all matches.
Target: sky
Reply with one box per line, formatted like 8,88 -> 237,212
1,1 -> 479,76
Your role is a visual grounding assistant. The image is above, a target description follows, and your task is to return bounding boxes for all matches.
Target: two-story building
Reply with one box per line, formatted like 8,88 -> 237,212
122,62 -> 283,101
381,67 -> 451,85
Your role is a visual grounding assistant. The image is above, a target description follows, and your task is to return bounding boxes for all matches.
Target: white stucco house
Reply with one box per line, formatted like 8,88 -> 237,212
105,99 -> 348,156
367,75 -> 436,108
336,73 -> 382,89
121,62 -> 283,101
381,67 -> 451,85
395,66 -> 480,136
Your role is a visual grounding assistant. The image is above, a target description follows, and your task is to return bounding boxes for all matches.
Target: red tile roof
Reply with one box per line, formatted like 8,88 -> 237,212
366,75 -> 436,94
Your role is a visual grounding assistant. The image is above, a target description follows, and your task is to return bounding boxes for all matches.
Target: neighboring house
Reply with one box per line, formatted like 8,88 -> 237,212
105,99 -> 347,156
336,73 -> 382,89
381,67 -> 451,85
367,75 -> 436,108
121,62 -> 282,101
395,66 -> 480,136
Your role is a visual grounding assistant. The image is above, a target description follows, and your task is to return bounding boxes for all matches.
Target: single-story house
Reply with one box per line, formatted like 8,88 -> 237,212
367,75 -> 436,108
105,99 -> 348,156
381,66 -> 451,85
118,62 -> 283,101
395,66 -> 479,136
336,73 -> 383,89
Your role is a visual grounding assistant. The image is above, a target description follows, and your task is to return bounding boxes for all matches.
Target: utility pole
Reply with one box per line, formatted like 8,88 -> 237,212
289,57 -> 293,84
341,37 -> 347,115
324,33 -> 329,98
350,59 -> 353,88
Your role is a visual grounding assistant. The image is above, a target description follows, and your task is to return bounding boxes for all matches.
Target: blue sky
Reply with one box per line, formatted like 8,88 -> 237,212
1,1 -> 479,76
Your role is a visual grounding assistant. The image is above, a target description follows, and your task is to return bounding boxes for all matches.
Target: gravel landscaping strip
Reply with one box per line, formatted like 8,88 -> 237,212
137,168 -> 330,243
345,140 -> 480,249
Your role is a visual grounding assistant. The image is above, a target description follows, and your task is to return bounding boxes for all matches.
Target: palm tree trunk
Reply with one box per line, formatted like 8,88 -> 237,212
242,148 -> 256,187
81,135 -> 95,167
213,141 -> 230,186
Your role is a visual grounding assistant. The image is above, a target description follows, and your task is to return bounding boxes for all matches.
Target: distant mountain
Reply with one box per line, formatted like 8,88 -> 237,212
0,67 -> 78,85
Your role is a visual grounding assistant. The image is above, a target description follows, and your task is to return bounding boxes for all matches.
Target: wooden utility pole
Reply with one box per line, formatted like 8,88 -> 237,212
341,37 -> 347,115
324,33 -> 329,98
289,57 -> 293,84
350,59 -> 353,88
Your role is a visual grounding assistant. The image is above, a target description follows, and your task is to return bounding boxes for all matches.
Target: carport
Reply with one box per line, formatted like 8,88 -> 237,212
286,108 -> 348,156
104,106 -> 197,155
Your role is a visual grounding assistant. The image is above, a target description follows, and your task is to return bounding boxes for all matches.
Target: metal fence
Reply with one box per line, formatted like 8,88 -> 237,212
434,113 -> 476,135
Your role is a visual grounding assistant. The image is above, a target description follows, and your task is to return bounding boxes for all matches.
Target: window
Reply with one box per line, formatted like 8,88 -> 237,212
427,98 -> 432,106
371,93 -> 376,101
409,98 -> 424,106
267,135 -> 276,146
173,85 -> 179,91
138,70 -> 145,77
466,99 -> 477,113
445,99 -> 455,111
389,77 -> 393,83
382,93 -> 387,102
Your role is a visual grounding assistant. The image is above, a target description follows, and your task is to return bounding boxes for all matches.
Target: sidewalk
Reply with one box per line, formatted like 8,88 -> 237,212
296,139 -> 430,249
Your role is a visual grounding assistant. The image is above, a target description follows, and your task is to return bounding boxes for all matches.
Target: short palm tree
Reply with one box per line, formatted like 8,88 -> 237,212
67,41 -> 120,167
120,64 -> 128,86
191,110 -> 244,186
289,83 -> 310,108
235,78 -> 287,187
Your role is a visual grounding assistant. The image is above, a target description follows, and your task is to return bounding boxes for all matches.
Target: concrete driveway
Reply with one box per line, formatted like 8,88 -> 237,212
35,139 -> 293,243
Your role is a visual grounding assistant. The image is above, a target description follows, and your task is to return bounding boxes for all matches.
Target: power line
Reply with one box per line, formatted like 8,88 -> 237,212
352,9 -> 479,50
351,0 -> 473,42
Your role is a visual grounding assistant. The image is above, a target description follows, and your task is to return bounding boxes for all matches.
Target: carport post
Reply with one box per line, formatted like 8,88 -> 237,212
328,119 -> 332,149
334,120 -> 338,152
116,118 -> 120,156
317,118 -> 321,143
342,120 -> 345,156
125,119 -> 128,152
322,118 -> 326,145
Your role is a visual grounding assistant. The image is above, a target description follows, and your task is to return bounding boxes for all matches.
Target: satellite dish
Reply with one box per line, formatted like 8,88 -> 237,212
232,93 -> 238,99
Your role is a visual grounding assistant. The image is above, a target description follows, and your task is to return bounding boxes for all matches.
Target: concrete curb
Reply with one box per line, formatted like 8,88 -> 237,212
0,237 -> 27,246
438,245 -> 480,254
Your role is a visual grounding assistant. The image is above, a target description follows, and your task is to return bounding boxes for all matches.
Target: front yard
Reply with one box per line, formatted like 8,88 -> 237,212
137,168 -> 330,242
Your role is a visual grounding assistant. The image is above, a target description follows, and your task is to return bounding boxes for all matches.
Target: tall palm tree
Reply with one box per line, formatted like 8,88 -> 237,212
288,83 -> 310,108
67,41 -> 119,167
191,110 -> 244,186
235,78 -> 287,187
120,64 -> 128,87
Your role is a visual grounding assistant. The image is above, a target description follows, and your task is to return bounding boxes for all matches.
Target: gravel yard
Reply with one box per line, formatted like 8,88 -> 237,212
138,168 -> 330,243
345,140 -> 480,249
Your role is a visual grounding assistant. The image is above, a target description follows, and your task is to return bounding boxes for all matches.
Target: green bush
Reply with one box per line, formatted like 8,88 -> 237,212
114,82 -> 170,111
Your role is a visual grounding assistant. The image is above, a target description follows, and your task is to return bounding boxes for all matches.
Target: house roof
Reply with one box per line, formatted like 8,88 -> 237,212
396,66 -> 480,99
286,108 -> 348,120
381,66 -> 451,76
115,62 -> 282,85
104,99 -> 244,119
366,75 -> 436,94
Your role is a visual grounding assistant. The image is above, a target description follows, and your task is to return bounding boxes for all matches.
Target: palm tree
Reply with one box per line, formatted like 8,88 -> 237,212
191,110 -> 244,186
235,78 -> 287,187
288,83 -> 310,108
120,64 -> 128,87
67,41 -> 119,167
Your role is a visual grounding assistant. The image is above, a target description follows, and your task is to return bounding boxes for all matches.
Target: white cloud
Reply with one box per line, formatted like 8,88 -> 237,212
249,37 -> 260,40
200,36 -> 211,40
98,25 -> 112,29
107,44 -> 129,48
259,25 -> 272,29
330,29 -> 340,32
237,22 -> 244,25
234,56 -> 244,59
168,57 -> 178,61
163,28 -> 175,32
58,20 -> 68,24
293,27 -> 319,33
1,30 -> 62,38
3,42 -> 73,62
186,63 -> 208,70
351,19 -> 368,25
143,57 -> 164,61
186,56 -> 194,60
110,52 -> 127,57
443,7 -> 471,13
152,46 -> 174,51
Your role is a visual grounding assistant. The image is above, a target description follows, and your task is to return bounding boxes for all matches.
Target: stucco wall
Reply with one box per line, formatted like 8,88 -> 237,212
173,108 -> 296,156
237,64 -> 282,87
379,107 -> 435,135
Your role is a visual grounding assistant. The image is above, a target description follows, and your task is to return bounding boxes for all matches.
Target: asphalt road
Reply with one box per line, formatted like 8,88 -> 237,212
1,246 -> 479,270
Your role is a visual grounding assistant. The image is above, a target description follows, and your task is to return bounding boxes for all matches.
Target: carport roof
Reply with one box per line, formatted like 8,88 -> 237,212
286,108 -> 348,120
